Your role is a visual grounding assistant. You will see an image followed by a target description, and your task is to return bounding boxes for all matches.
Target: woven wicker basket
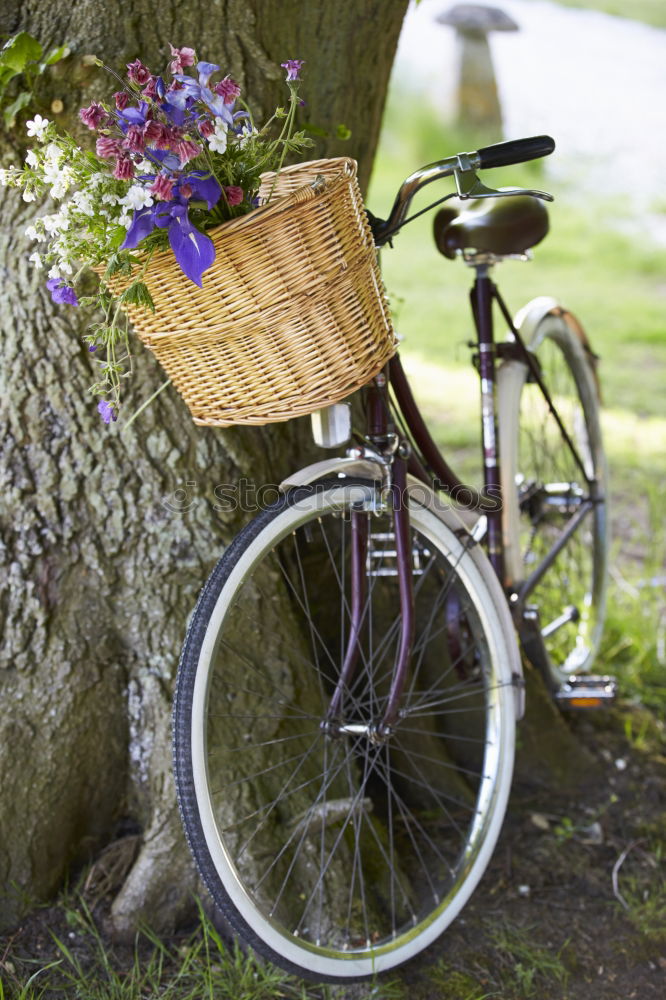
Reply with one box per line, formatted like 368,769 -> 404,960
112,157 -> 396,425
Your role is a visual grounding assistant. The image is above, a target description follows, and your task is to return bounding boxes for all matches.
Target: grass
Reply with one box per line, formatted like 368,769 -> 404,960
525,0 -> 666,30
0,897 -> 403,1000
419,922 -> 572,1000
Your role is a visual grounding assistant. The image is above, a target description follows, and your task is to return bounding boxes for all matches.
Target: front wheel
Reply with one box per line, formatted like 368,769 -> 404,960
173,478 -> 518,981
497,301 -> 608,690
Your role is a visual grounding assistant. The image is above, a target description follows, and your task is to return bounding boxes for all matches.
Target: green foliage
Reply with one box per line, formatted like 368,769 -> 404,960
0,896 -> 403,1000
486,922 -> 571,999
118,280 -> 155,313
523,0 -> 666,30
0,32 -> 69,128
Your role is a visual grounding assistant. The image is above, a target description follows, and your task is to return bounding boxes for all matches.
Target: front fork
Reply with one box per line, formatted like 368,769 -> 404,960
325,379 -> 415,737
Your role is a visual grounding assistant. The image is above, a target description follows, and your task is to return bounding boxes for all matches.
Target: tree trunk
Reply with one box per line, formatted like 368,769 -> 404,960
0,0 -> 409,934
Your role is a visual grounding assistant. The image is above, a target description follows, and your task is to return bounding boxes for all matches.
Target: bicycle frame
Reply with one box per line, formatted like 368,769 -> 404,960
324,276 -> 601,731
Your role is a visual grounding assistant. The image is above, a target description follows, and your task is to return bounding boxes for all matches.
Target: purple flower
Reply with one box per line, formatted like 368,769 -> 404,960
127,59 -> 152,86
175,138 -> 201,165
98,400 -> 117,424
96,136 -> 122,159
169,64 -> 234,126
281,59 -> 304,82
123,125 -> 146,153
46,278 -> 79,306
113,155 -> 134,181
224,185 -> 244,207
150,172 -> 175,201
213,76 -> 241,105
79,101 -> 108,130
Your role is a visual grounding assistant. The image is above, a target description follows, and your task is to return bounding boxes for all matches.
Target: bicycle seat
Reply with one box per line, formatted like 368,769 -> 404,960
433,193 -> 549,260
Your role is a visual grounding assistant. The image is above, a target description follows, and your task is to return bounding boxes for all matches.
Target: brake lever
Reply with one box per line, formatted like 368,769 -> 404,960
455,168 -> 554,202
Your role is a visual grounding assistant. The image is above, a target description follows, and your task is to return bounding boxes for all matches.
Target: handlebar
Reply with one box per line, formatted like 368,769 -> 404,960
477,135 -> 555,169
372,135 -> 555,246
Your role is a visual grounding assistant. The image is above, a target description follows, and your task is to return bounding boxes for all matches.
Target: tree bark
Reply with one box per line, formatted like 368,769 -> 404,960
0,0 -> 408,934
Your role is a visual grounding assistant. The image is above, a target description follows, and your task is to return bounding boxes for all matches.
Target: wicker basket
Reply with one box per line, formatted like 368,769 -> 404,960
112,158 -> 396,425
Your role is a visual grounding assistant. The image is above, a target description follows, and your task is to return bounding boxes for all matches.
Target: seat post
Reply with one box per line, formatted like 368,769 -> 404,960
471,265 -> 505,584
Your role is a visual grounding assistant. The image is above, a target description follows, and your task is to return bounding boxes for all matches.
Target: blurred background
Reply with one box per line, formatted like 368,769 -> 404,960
368,0 -> 666,713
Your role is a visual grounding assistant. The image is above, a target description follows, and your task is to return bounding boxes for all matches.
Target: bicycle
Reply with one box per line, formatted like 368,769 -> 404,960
172,135 -> 611,982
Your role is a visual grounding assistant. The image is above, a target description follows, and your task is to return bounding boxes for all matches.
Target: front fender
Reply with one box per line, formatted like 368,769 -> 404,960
280,456 -> 385,491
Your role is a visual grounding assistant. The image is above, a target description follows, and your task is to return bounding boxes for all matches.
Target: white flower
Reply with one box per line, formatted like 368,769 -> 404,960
43,213 -> 69,234
48,265 -> 62,280
29,251 -> 43,269
208,123 -> 228,154
58,260 -> 73,276
24,225 -> 39,241
26,115 -> 50,140
118,211 -> 133,228
238,123 -> 256,148
88,172 -> 108,189
122,185 -> 154,211
22,189 -> 36,202
25,150 -> 39,168
49,166 -> 74,200
72,191 -> 95,217
102,193 -> 120,205
44,142 -> 61,163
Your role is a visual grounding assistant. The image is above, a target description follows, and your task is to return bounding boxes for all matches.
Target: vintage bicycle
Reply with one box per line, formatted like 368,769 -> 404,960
172,136 -> 612,981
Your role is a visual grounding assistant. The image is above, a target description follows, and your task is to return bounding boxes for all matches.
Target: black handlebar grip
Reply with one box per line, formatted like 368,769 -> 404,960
476,135 -> 555,169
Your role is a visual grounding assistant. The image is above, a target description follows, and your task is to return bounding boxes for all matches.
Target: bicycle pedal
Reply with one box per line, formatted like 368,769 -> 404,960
555,675 -> 617,709
367,532 -> 430,577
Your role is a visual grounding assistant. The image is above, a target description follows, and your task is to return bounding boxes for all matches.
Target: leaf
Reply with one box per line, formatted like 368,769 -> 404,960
3,90 -> 32,129
104,252 -> 133,277
118,281 -> 155,313
336,123 -> 352,141
42,44 -> 70,67
0,65 -> 20,88
0,32 -> 43,72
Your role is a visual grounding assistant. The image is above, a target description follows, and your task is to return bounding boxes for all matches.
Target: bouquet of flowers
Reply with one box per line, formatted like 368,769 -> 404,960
1,46 -> 311,422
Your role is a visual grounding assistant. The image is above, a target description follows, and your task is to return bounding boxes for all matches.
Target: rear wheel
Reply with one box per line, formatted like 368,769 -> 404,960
497,304 -> 608,689
174,478 -> 518,981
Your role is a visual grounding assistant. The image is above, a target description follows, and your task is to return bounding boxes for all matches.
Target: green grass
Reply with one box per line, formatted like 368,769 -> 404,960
526,0 -> 666,30
0,898 -> 402,1000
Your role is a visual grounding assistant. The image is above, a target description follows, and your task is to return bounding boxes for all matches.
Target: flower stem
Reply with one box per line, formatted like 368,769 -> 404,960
122,378 -> 171,430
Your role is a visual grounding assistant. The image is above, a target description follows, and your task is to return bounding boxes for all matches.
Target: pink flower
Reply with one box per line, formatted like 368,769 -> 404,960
142,77 -> 159,99
113,156 -> 134,181
123,125 -> 145,153
169,44 -> 196,74
79,101 -> 107,130
127,59 -> 152,86
214,76 -> 241,104
175,139 -> 201,165
197,119 -> 215,138
96,136 -> 122,159
114,91 -> 130,110
150,173 -> 175,201
143,120 -> 171,149
224,185 -> 244,207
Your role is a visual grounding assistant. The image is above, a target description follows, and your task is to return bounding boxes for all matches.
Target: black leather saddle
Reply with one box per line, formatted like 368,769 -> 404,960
433,193 -> 549,259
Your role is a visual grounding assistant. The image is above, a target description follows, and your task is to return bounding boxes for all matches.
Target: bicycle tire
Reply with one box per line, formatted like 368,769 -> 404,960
173,477 -> 518,981
497,303 -> 608,689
